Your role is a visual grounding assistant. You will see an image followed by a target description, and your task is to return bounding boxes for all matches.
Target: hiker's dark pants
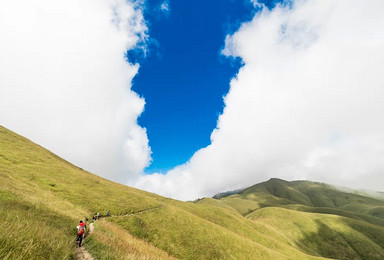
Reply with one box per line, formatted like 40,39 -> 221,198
77,234 -> 83,246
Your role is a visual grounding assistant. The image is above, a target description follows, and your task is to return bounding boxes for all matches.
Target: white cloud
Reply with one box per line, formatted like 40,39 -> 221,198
0,0 -> 151,182
160,1 -> 170,13
135,0 -> 384,200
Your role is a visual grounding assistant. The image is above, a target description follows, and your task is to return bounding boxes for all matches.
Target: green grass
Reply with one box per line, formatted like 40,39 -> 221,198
0,125 -> 169,259
1,125 -> 384,259
84,220 -> 175,260
281,204 -> 384,227
0,190 -> 74,259
108,204 -> 304,260
218,178 -> 384,218
248,207 -> 384,259
210,178 -> 384,259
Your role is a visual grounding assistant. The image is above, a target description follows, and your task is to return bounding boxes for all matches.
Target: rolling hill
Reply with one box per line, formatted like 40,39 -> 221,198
1,125 -> 383,259
202,178 -> 384,259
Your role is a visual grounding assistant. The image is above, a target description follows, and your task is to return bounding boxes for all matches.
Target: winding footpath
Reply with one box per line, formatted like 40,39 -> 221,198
74,205 -> 165,260
108,204 -> 165,219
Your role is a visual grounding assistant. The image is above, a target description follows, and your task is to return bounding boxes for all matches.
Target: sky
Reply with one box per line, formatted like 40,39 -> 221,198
1,0 -> 384,200
128,0 -> 255,173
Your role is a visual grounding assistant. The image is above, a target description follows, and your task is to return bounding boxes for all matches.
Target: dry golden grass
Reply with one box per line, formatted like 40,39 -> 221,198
86,220 -> 176,260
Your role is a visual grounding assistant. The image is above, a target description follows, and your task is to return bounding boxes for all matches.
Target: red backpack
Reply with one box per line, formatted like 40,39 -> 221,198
77,223 -> 85,235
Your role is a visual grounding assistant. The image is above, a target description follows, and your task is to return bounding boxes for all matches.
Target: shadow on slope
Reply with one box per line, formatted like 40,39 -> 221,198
248,206 -> 384,260
300,218 -> 384,260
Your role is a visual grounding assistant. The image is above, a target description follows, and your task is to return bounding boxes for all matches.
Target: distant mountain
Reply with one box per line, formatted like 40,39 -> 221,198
199,178 -> 384,259
1,125 -> 384,259
212,188 -> 245,199
212,178 -> 384,218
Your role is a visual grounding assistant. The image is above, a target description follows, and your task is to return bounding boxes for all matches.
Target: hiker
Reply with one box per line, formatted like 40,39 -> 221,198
76,220 -> 86,247
96,212 -> 100,219
106,210 -> 110,217
84,218 -> 88,230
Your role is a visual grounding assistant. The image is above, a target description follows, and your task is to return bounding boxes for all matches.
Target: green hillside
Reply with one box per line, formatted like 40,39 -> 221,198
207,178 -> 384,259
214,178 -> 384,218
1,125 -> 383,259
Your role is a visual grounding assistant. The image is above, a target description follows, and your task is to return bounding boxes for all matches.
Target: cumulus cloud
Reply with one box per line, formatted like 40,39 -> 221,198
135,0 -> 384,200
0,0 -> 151,182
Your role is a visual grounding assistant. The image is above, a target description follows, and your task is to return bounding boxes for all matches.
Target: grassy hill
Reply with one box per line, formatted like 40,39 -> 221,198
213,178 -> 384,218
206,178 -> 384,259
1,125 -> 384,259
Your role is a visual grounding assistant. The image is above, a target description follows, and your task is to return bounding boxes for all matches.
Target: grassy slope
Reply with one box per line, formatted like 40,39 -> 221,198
1,125 -> 383,259
85,220 -> 176,260
0,126 -> 171,259
248,207 -> 384,260
209,178 -> 384,259
0,126 -> 324,259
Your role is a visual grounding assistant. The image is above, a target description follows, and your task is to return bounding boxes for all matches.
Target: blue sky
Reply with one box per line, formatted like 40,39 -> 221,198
129,0 -> 258,173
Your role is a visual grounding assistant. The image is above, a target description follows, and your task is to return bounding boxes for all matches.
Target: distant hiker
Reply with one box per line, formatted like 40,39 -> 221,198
106,210 -> 110,217
76,220 -> 86,247
93,213 -> 97,221
97,212 -> 100,219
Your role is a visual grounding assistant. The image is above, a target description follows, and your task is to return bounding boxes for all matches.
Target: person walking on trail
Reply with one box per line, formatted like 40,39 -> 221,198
83,218 -> 87,229
76,220 -> 86,247
106,210 -> 110,217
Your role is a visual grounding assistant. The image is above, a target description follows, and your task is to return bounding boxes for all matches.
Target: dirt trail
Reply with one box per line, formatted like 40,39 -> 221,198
109,204 -> 165,219
75,246 -> 94,260
88,222 -> 94,234
75,223 -> 94,260
74,206 -> 163,260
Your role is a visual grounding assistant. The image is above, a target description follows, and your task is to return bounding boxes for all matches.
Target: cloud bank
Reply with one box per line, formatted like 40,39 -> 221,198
135,0 -> 384,200
0,0 -> 151,182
